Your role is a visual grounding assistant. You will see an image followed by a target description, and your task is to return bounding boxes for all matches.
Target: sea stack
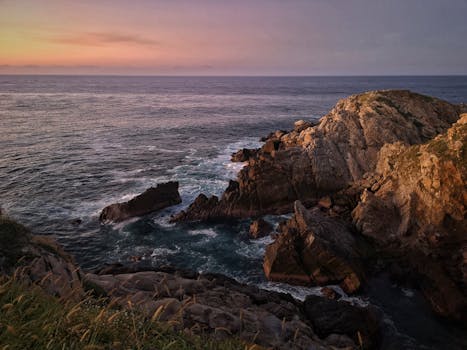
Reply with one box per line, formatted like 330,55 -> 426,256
99,181 -> 182,223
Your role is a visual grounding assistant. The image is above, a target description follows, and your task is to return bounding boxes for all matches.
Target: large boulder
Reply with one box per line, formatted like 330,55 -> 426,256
249,218 -> 273,239
174,90 -> 461,222
352,115 -> 467,321
303,295 -> 382,350
100,181 -> 182,223
263,201 -> 367,294
0,214 -> 83,300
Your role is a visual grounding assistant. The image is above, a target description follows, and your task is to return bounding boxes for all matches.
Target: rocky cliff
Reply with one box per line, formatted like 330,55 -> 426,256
353,114 -> 467,321
173,90 -> 461,222
173,90 -> 466,323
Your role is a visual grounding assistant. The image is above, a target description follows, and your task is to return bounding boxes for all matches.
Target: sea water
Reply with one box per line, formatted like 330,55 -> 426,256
1,75 -> 466,349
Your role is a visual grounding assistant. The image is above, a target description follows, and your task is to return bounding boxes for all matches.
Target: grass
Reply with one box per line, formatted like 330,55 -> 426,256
0,276 -> 249,350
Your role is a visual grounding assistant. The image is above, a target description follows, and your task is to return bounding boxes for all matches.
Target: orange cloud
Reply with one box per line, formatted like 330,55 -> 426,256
48,32 -> 160,47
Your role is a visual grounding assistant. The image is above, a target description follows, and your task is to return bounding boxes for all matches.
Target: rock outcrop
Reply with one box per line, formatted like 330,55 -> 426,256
173,90 -> 461,222
231,148 -> 257,162
263,201 -> 367,294
100,181 -> 182,223
304,295 -> 382,349
352,114 -> 467,321
0,215 -> 83,299
85,265 -> 381,349
249,218 -> 273,239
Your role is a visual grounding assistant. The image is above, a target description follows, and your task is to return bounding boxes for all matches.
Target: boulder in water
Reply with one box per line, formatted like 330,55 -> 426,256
100,181 -> 181,223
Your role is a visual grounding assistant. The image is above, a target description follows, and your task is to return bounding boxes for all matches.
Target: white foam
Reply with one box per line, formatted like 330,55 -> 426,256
188,228 -> 218,238
150,246 -> 180,257
236,236 -> 274,258
401,288 -> 415,298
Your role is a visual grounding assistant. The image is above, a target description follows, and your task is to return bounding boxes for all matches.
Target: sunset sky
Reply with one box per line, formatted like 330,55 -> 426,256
1,0 -> 467,75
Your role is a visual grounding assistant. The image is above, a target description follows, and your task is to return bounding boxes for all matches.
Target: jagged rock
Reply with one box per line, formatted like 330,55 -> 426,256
318,196 -> 332,209
84,269 -> 346,349
0,215 -> 83,300
231,148 -> 257,162
22,235 -> 83,300
303,295 -> 382,350
263,201 -> 366,293
320,287 -> 339,300
100,181 -> 181,223
170,193 -> 220,222
294,119 -> 315,132
352,115 -> 467,321
174,90 -> 461,222
249,218 -> 273,239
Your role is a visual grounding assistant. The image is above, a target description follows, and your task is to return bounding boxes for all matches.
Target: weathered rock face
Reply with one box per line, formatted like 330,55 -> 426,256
303,295 -> 382,350
85,265 -> 382,349
100,181 -> 182,223
249,218 -> 273,239
264,201 -> 366,294
231,148 -> 257,162
0,215 -> 83,300
174,90 -> 461,222
353,115 -> 467,321
20,235 -> 84,300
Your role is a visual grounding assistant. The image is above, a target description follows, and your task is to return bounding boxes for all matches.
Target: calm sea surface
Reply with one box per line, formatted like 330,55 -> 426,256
1,75 -> 466,349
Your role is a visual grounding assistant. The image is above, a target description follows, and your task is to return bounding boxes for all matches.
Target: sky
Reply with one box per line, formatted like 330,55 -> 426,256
1,0 -> 467,75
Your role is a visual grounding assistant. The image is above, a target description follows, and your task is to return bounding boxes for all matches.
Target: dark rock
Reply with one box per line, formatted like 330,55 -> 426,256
320,287 -> 339,300
84,269 -> 332,349
100,181 -> 182,223
70,218 -> 82,225
170,193 -> 220,222
304,295 -> 382,350
264,201 -> 366,293
317,196 -> 332,209
231,148 -> 257,162
249,218 -> 273,239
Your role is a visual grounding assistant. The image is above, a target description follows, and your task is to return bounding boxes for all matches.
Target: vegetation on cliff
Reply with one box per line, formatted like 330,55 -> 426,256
0,276 -> 245,350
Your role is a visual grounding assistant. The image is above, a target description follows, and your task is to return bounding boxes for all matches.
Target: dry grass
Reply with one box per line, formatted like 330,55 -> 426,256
0,276 -> 246,350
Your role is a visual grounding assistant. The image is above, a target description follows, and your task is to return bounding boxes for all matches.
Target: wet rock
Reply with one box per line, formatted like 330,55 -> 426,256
70,218 -> 82,225
249,218 -> 273,239
264,201 -> 366,293
170,193 -> 220,222
304,295 -> 382,350
321,287 -> 339,300
100,181 -> 182,223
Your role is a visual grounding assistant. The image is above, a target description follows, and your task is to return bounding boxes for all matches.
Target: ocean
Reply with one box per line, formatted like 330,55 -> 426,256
1,75 -> 466,349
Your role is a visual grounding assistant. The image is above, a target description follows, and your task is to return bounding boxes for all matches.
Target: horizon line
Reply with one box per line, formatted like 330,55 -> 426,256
1,73 -> 467,78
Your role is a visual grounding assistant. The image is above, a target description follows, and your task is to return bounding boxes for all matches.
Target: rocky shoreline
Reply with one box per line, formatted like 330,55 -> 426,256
1,89 -> 466,349
172,90 -> 466,323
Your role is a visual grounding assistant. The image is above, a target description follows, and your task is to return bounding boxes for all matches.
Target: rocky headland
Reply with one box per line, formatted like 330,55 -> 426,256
172,90 -> 461,221
2,89 -> 466,349
172,90 -> 466,323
